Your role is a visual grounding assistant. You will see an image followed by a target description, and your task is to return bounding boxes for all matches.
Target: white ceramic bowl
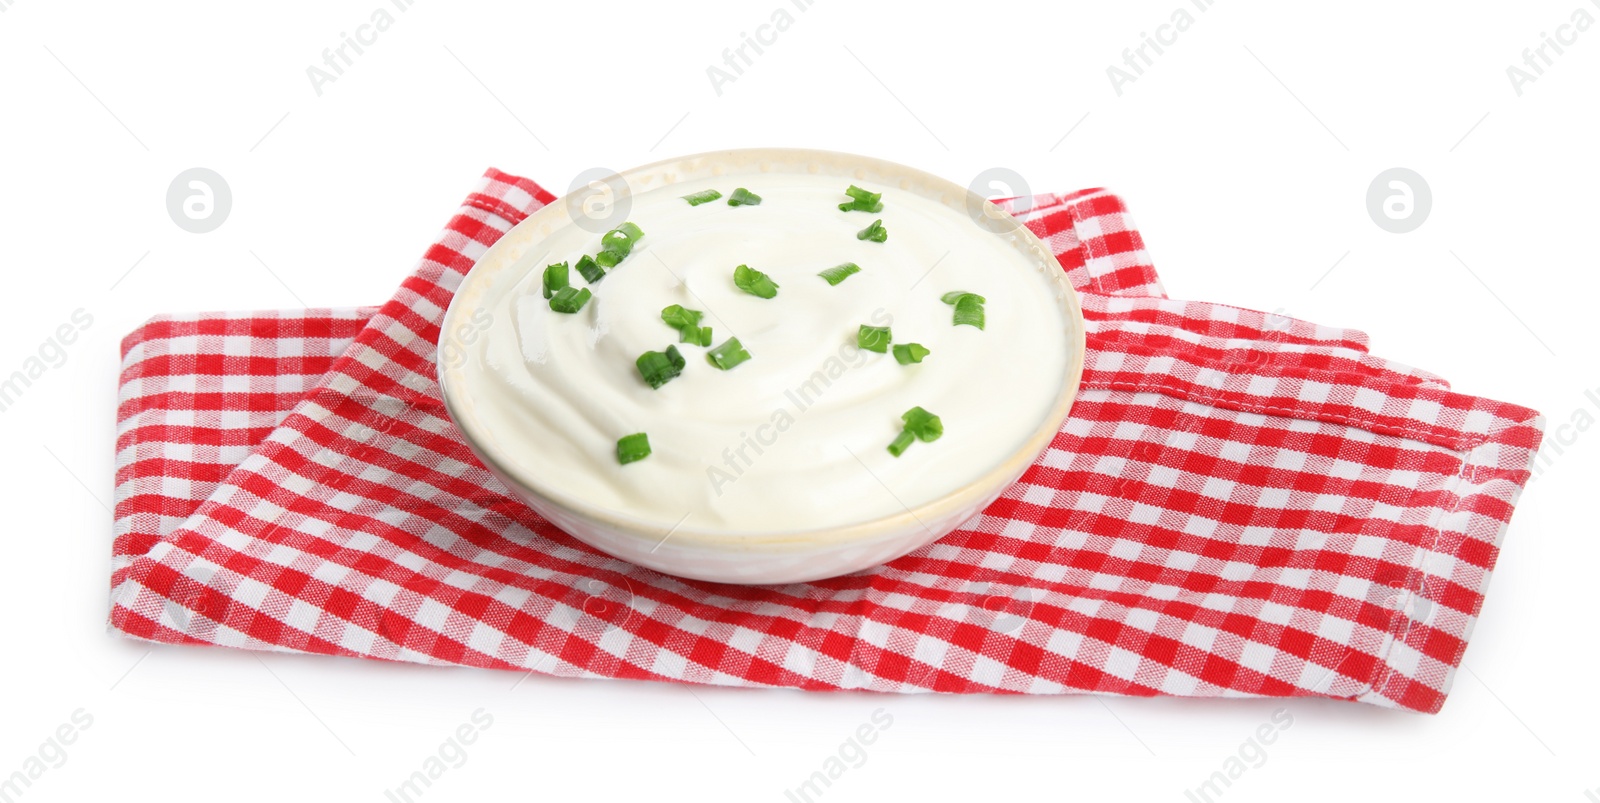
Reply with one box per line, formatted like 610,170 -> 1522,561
438,148 -> 1085,585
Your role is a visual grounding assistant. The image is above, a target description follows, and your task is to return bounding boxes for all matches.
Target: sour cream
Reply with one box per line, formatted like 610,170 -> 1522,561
457,173 -> 1070,534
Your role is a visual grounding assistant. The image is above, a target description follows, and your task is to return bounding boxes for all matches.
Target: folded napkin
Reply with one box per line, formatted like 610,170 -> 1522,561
110,169 -> 1542,713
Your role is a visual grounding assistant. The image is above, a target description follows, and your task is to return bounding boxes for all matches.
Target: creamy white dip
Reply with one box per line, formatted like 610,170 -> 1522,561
457,173 -> 1069,533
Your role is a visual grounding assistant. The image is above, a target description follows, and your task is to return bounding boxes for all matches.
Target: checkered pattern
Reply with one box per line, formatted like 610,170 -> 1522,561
108,170 -> 1543,714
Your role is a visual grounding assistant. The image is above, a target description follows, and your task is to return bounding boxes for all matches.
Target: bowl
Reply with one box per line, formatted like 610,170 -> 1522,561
437,148 -> 1085,585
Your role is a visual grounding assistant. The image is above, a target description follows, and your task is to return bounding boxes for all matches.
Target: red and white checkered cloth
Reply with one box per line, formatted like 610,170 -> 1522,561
109,169 -> 1543,714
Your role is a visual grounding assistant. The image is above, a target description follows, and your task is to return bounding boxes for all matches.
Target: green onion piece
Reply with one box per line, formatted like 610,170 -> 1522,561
941,290 -> 987,330
727,187 -> 762,206
893,343 -> 930,365
888,430 -> 915,457
683,189 -> 723,206
682,326 -> 711,345
548,286 -> 592,314
661,304 -> 703,331
576,254 -> 604,284
818,262 -> 860,286
838,184 -> 884,213
887,406 -> 943,457
856,219 -> 888,243
616,433 -> 651,465
596,221 -> 644,268
940,290 -> 986,305
857,324 -> 892,353
635,345 -> 686,389
705,337 -> 752,370
600,225 -> 638,255
660,305 -> 713,346
733,264 -> 779,298
611,221 -> 643,245
952,294 -> 986,330
901,406 -> 944,442
844,185 -> 880,203
542,262 -> 569,299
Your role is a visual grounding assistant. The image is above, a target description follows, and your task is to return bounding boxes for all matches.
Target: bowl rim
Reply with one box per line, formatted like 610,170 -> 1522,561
437,147 -> 1086,550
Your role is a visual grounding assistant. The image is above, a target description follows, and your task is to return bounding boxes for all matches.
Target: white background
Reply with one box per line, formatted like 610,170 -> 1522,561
1,0 -> 1595,800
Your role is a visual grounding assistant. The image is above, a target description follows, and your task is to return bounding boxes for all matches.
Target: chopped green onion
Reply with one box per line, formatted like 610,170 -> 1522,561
888,406 -> 943,457
600,223 -> 640,255
888,430 -> 915,457
941,291 -> 987,330
576,254 -> 604,284
844,185 -> 879,202
857,324 -> 892,353
683,189 -> 723,206
733,264 -> 779,298
838,184 -> 884,213
727,187 -> 762,206
595,221 -> 644,268
901,406 -> 944,442
542,262 -> 569,299
705,337 -> 752,370
818,262 -> 860,286
661,305 -> 713,346
548,286 -> 592,314
611,220 -> 643,244
856,219 -> 888,243
893,343 -> 930,365
952,294 -> 986,330
616,433 -> 651,465
661,304 -> 703,331
940,290 -> 986,305
635,345 -> 686,390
